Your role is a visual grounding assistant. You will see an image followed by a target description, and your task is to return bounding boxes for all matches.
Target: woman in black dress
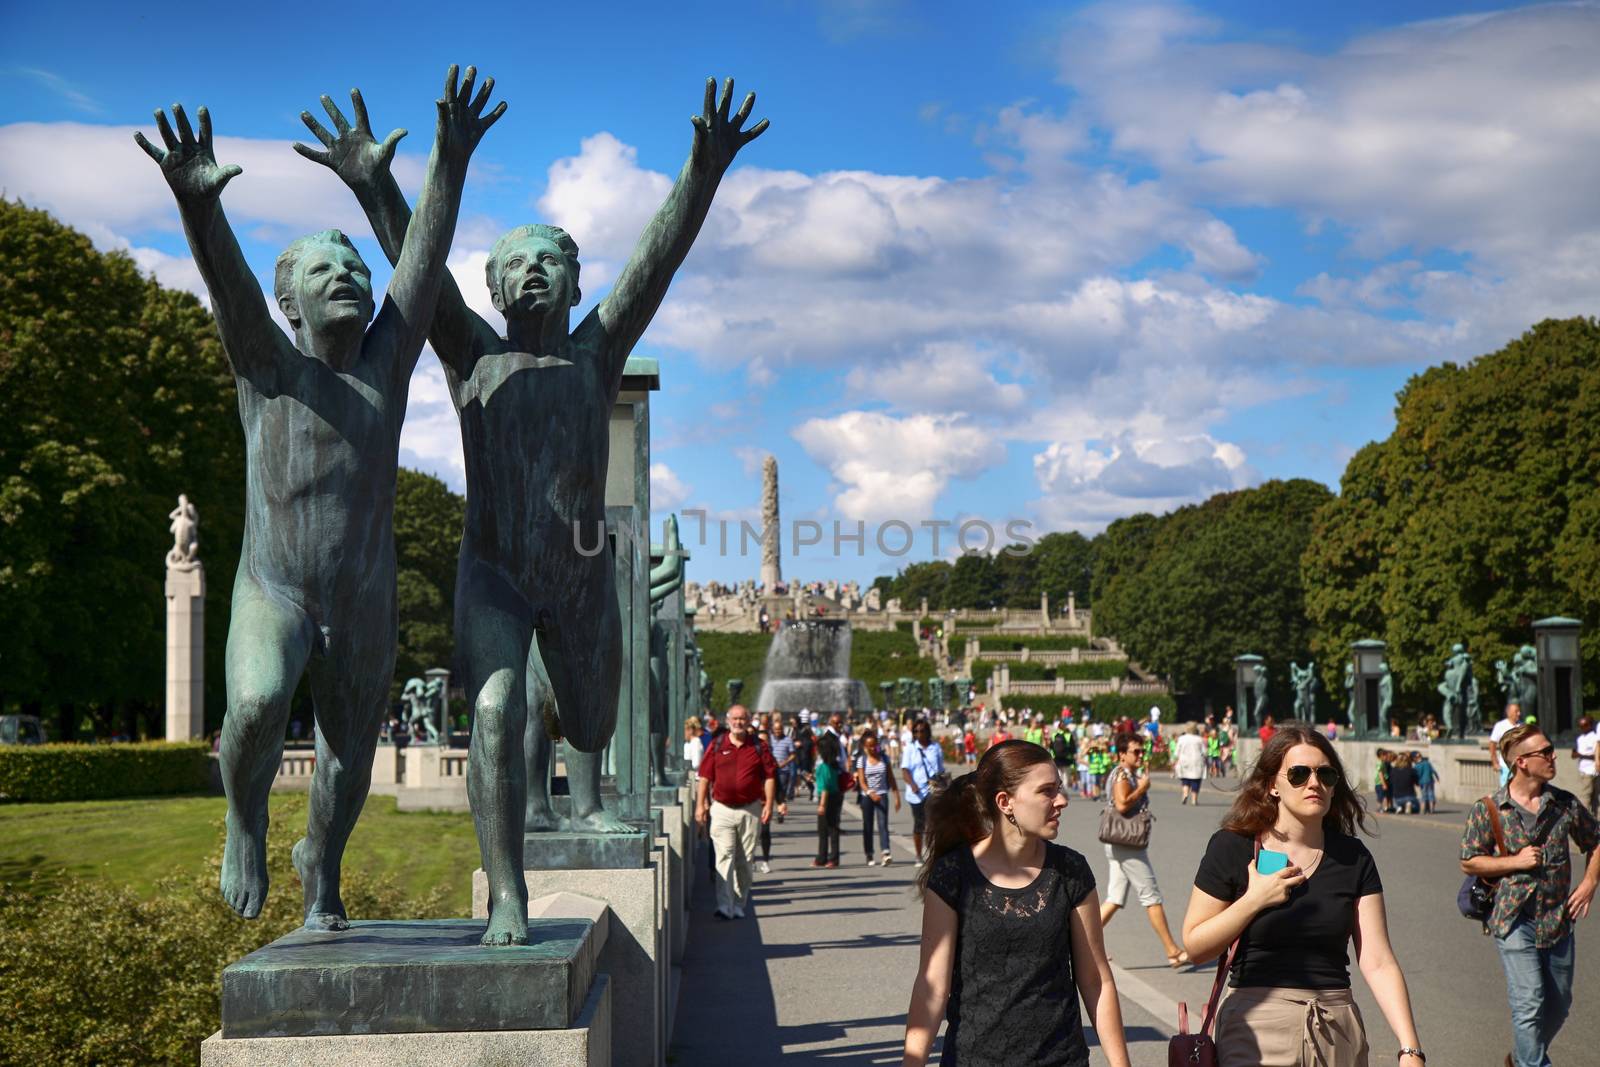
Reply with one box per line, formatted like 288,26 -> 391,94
901,740 -> 1130,1067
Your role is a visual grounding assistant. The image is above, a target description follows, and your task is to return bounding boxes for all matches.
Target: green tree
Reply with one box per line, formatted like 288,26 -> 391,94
0,200 -> 245,737
1032,530 -> 1096,608
392,468 -> 465,689
888,560 -> 952,610
945,552 -> 1002,609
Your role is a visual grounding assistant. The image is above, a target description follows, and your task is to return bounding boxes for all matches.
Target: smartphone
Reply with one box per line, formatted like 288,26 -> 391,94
1257,849 -> 1290,875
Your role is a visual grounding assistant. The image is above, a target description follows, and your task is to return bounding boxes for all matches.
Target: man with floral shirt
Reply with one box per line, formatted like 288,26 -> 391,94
1461,723 -> 1600,1067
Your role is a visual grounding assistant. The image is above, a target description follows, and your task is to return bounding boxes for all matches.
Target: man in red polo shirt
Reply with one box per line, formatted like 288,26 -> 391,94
695,705 -> 776,919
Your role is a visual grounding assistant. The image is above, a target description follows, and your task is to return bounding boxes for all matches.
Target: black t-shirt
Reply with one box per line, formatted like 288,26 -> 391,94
926,842 -> 1095,1067
1193,829 -> 1382,989
1388,764 -> 1416,796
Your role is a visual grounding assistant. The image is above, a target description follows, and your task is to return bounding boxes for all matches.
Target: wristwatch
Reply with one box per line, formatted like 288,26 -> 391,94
1397,1048 -> 1425,1063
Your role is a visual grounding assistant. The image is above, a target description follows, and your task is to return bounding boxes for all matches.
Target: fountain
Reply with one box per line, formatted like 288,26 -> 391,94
754,618 -> 874,713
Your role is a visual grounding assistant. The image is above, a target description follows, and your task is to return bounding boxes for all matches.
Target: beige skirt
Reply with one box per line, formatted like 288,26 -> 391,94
1214,986 -> 1369,1067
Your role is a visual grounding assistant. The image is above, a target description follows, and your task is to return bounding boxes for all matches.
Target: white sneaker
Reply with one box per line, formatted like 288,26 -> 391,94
881,851 -> 894,866
866,856 -> 878,866
732,906 -> 746,919
757,860 -> 770,874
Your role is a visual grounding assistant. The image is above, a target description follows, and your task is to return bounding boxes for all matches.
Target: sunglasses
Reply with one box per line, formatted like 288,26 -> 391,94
1283,765 -> 1340,789
1516,745 -> 1555,762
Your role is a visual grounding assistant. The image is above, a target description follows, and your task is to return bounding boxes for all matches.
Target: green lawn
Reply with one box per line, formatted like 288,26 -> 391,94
0,793 -> 480,913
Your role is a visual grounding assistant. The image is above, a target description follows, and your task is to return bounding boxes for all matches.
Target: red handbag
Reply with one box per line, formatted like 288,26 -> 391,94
1167,840 -> 1253,1066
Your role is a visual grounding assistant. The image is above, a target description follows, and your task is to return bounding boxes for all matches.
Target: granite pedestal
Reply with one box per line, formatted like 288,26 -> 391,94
523,830 -> 650,870
219,918 -> 599,1038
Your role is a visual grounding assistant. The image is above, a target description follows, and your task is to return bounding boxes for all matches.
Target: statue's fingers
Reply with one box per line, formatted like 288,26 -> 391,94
292,142 -> 330,165
197,106 -> 215,147
471,76 -> 494,115
702,77 -> 716,120
378,128 -> 408,161
300,110 -> 336,147
444,64 -> 460,101
134,131 -> 165,164
350,88 -> 371,131
691,114 -> 708,137
172,103 -> 196,145
742,117 -> 770,143
718,77 -> 734,120
218,164 -> 243,188
459,65 -> 477,105
321,95 -> 351,135
480,100 -> 507,130
154,108 -> 179,150
732,91 -> 755,128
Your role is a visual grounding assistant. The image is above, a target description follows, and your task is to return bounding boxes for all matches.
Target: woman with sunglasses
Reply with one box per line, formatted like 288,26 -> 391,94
1181,724 -> 1425,1067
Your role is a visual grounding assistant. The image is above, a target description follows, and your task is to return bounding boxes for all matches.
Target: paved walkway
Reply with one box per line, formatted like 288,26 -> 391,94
671,775 -> 1600,1065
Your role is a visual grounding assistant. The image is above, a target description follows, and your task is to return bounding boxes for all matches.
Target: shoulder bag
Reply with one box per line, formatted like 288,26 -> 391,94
1457,795 -> 1507,923
1098,767 -> 1152,849
1168,839 -> 1255,1066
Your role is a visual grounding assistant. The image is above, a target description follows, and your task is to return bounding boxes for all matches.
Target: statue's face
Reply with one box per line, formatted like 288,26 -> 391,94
286,242 -> 374,335
491,235 -> 578,320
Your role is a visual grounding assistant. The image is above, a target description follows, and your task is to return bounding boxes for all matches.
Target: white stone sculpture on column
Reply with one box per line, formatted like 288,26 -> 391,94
165,494 -> 205,741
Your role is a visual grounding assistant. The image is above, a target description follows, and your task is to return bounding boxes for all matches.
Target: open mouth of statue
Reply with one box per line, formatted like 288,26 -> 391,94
328,284 -> 360,302
523,277 -> 548,292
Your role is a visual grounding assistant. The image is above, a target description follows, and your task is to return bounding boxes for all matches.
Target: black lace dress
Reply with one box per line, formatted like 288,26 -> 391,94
926,841 -> 1096,1067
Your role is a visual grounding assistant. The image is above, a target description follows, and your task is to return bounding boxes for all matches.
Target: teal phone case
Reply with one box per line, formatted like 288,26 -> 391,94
1257,849 -> 1290,875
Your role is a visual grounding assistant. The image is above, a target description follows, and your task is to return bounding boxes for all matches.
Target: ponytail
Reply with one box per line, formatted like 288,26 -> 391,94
915,739 -> 1054,898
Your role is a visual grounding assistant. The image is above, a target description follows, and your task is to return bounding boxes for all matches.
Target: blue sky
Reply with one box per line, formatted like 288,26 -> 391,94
5,1 -> 1598,585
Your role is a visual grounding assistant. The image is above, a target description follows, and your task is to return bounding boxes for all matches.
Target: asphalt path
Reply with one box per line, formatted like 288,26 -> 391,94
671,774 -> 1600,1065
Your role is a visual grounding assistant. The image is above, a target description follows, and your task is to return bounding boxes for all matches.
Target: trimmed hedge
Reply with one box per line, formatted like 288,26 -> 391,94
975,633 -> 1090,651
1001,659 -> 1127,682
0,742 -> 211,802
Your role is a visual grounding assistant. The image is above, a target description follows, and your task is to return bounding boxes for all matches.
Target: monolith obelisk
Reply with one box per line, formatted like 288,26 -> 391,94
164,494 -> 205,741
760,454 -> 781,590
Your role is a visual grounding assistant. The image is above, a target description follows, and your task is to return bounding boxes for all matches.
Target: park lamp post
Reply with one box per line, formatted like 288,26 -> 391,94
1532,617 -> 1583,741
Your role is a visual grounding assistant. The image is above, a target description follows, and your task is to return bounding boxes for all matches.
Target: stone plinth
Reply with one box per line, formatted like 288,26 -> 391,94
165,562 -> 205,740
220,918 -> 598,1038
474,855 -> 664,1067
523,830 -> 649,870
201,975 -> 610,1067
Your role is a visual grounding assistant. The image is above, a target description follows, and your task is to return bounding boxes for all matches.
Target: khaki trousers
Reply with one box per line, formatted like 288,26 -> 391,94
1214,987 -> 1369,1067
709,800 -> 761,913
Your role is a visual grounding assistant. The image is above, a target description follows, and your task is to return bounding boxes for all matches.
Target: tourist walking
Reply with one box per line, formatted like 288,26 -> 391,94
683,716 -> 704,783
902,741 -> 1131,1067
1460,722 -> 1599,1067
770,718 -> 796,820
1490,701 -> 1524,786
813,724 -> 845,868
1100,734 -> 1188,967
856,730 -> 899,865
901,718 -> 946,862
1572,716 -> 1597,817
693,706 -> 776,920
1181,724 -> 1425,1067
1175,722 -> 1207,805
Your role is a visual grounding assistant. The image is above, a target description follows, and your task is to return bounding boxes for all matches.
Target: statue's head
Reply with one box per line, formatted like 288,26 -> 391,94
1451,643 -> 1465,655
1519,644 -> 1536,659
274,230 -> 374,337
486,224 -> 581,320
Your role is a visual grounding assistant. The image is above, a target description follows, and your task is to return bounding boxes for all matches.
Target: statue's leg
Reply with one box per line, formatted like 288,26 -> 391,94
541,559 -> 627,832
220,577 -> 315,919
523,642 -> 559,832
460,562 -> 535,946
296,602 -> 394,931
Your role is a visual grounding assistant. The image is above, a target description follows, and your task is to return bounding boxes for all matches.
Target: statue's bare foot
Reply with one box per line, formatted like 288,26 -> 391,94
481,903 -> 529,946
525,801 -> 562,833
220,812 -> 269,919
292,837 -> 349,931
564,807 -> 637,834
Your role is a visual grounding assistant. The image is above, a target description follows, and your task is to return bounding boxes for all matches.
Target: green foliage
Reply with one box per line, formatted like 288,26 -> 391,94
0,199 -> 246,737
0,794 -> 447,1067
0,741 -> 209,801
1094,481 -> 1334,701
696,629 -> 945,711
1301,318 -> 1600,709
948,635 -> 967,661
695,632 -> 775,710
886,560 -> 953,609
950,616 -> 1001,628
849,631 -> 944,697
877,532 -> 1094,612
393,469 -> 466,690
972,633 -> 1090,651
998,659 -> 1127,682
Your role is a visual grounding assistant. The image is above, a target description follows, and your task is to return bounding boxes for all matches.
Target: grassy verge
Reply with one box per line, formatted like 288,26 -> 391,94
0,793 -> 479,913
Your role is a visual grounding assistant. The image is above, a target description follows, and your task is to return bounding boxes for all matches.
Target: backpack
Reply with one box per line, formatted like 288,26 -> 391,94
1051,733 -> 1072,762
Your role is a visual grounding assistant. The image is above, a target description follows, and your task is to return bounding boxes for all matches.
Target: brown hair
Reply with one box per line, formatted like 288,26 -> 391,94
915,740 -> 1054,898
1222,724 -> 1371,838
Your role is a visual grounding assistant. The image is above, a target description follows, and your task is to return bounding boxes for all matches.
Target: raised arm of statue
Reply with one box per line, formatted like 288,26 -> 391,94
136,105 -> 289,385
595,77 -> 769,386
295,86 -> 493,377
360,67 -> 504,389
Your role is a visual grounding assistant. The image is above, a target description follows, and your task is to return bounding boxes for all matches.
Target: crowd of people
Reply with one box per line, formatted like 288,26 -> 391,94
684,700 -> 1598,1067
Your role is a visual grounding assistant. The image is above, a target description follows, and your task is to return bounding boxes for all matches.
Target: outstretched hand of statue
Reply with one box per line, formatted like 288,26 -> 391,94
294,89 -> 406,191
691,76 -> 769,174
135,105 -> 242,204
434,64 -> 506,169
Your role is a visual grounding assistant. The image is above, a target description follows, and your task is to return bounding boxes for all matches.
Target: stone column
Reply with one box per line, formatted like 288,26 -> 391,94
165,562 -> 205,741
760,455 -> 781,591
1067,590 -> 1077,625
